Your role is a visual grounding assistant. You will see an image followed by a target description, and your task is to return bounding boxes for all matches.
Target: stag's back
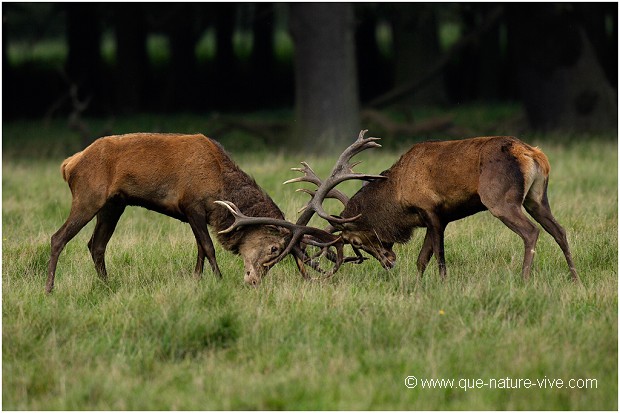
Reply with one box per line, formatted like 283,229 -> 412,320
62,133 -> 229,196
392,137 -> 550,210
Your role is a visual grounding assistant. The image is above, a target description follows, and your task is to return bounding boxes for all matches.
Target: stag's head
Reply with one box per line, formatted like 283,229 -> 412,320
237,227 -> 288,285
339,226 -> 397,270
215,201 -> 344,286
334,179 -> 399,270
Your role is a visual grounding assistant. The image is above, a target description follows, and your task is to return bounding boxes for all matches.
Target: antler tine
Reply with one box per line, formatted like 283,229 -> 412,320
285,162 -> 351,206
295,187 -> 350,207
263,226 -> 343,268
283,162 -> 321,186
301,233 -> 342,248
333,130 -> 382,173
215,200 -> 291,234
292,243 -> 344,280
310,243 -> 367,266
308,201 -> 362,225
214,200 -> 243,233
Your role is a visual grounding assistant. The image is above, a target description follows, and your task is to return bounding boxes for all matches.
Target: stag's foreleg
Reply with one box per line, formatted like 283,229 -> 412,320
416,230 -> 434,276
419,211 -> 448,280
186,209 -> 222,279
193,238 -> 206,276
87,201 -> 126,280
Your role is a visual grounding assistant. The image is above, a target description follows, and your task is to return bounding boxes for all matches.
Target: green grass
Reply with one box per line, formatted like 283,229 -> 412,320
2,118 -> 617,410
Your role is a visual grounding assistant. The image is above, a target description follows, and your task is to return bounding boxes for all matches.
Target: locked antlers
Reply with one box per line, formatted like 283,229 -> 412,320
284,130 -> 386,274
285,130 -> 386,227
216,130 -> 384,279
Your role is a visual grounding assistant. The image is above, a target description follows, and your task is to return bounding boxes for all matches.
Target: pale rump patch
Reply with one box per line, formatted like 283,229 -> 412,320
510,142 -> 550,204
520,155 -> 537,196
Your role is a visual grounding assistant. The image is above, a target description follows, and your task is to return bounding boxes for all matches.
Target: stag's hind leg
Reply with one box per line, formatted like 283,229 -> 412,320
524,185 -> 580,282
487,204 -> 540,279
87,201 -> 126,281
479,160 -> 539,279
47,199 -> 103,293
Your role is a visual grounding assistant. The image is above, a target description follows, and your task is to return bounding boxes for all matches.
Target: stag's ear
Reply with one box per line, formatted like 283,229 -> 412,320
328,217 -> 346,231
342,221 -> 358,231
348,235 -> 364,248
266,224 -> 289,236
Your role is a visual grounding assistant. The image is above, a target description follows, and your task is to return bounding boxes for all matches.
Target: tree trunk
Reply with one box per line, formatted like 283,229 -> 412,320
355,4 -> 390,102
289,3 -> 360,152
65,4 -> 103,114
507,4 -> 617,133
575,3 -> 617,89
250,3 -> 275,94
390,4 -> 446,106
113,4 -> 148,114
214,4 -> 237,109
165,5 -> 202,111
455,4 -> 504,101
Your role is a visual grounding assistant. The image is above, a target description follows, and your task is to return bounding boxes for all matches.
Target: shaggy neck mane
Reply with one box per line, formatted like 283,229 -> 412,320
211,156 -> 285,253
343,171 -> 416,244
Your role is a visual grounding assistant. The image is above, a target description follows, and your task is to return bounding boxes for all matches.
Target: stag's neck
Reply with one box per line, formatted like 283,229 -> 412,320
343,173 -> 421,244
212,164 -> 285,253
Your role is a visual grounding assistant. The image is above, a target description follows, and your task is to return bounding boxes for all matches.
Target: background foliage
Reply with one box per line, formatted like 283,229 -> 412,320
3,3 -> 617,142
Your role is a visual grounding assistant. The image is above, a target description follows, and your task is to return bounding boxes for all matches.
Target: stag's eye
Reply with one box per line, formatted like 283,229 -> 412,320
350,237 -> 363,248
270,245 -> 280,255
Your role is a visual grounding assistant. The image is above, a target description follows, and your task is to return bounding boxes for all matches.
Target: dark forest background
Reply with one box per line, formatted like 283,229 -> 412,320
2,3 -> 617,150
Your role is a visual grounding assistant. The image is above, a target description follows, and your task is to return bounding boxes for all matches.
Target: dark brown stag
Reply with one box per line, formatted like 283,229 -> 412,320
288,135 -> 580,282
47,133 -> 353,292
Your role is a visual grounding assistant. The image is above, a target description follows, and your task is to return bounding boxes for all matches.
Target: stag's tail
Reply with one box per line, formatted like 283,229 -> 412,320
528,145 -> 551,178
510,142 -> 551,206
60,151 -> 84,182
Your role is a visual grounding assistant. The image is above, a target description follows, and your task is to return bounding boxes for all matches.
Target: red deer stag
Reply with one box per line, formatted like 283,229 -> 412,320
47,132 -> 382,292
288,135 -> 580,282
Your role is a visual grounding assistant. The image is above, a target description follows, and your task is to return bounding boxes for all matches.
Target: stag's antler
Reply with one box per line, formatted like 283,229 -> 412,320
284,162 -> 351,209
285,130 -> 386,276
286,130 -> 386,226
215,200 -> 337,245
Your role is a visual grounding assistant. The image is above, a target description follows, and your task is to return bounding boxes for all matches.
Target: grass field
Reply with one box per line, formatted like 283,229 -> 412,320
2,117 -> 618,410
